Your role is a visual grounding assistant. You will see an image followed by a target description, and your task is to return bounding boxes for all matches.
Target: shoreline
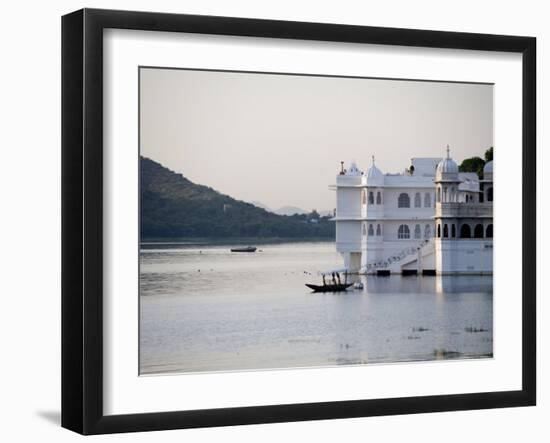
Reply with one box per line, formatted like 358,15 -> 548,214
140,237 -> 335,247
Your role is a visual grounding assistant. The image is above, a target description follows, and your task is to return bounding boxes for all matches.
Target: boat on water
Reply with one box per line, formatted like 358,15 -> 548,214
305,269 -> 352,293
305,282 -> 353,293
230,246 -> 257,253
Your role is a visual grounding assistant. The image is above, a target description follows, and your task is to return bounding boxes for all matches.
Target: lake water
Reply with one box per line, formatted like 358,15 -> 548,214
139,241 -> 493,375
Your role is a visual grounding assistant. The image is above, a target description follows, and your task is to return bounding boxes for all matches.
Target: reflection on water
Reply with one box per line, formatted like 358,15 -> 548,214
139,242 -> 493,375
363,273 -> 493,294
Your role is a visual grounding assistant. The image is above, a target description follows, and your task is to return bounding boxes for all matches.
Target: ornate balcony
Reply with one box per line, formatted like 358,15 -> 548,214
435,202 -> 493,218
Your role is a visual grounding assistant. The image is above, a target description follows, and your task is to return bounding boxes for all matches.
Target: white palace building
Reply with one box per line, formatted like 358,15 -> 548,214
332,147 -> 493,275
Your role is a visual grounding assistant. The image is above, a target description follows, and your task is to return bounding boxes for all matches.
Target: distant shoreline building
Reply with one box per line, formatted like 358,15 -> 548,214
332,148 -> 493,275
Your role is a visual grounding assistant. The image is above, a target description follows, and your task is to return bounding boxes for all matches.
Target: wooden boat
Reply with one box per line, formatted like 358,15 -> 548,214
306,269 -> 353,292
305,283 -> 353,293
230,246 -> 257,253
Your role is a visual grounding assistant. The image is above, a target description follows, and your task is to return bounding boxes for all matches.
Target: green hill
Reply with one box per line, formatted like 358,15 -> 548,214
140,156 -> 335,240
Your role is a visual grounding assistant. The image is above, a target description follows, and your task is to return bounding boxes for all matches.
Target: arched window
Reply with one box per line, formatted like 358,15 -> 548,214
376,224 -> 381,236
437,187 -> 441,203
368,224 -> 374,236
460,224 -> 471,238
443,187 -> 448,202
443,224 -> 449,238
414,224 -> 421,239
362,223 -> 367,236
474,224 -> 484,238
414,192 -> 421,208
479,190 -> 484,203
376,191 -> 382,205
424,192 -> 431,207
362,190 -> 367,205
451,187 -> 456,202
398,224 -> 410,239
487,187 -> 493,202
451,224 -> 456,238
437,224 -> 441,238
424,224 -> 431,238
486,224 -> 493,238
398,193 -> 410,208
368,191 -> 374,205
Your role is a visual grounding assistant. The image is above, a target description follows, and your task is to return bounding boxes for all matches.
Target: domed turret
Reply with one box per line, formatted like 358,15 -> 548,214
346,160 -> 362,176
483,160 -> 493,181
435,145 -> 461,204
437,157 -> 459,174
366,156 -> 384,186
436,145 -> 459,181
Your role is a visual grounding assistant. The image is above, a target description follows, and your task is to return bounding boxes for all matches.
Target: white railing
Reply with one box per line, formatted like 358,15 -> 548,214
435,202 -> 493,218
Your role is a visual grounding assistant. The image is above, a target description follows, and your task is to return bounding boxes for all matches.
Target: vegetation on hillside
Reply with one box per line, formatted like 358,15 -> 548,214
140,156 -> 335,240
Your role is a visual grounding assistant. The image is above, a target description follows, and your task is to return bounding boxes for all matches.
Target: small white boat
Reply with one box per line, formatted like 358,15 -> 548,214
353,282 -> 364,290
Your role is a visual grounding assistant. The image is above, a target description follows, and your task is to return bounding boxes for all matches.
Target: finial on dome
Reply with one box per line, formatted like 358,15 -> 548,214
446,144 -> 450,159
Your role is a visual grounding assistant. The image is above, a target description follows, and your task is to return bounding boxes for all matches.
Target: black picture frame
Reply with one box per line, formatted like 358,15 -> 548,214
62,8 -> 536,435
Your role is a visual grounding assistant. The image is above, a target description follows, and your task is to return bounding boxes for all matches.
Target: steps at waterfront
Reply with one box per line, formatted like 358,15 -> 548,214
362,239 -> 434,275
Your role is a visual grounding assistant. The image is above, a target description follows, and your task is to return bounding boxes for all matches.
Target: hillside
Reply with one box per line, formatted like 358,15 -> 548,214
140,156 -> 335,240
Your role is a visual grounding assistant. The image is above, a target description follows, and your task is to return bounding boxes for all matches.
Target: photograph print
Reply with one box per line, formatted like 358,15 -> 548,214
139,67 -> 494,375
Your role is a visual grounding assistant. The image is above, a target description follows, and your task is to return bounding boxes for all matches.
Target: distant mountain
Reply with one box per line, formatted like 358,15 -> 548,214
250,203 -> 334,217
250,201 -> 272,212
140,156 -> 335,240
249,202 -> 308,216
273,205 -> 307,216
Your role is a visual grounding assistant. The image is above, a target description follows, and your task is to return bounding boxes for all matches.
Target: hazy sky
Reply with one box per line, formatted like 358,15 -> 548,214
140,68 -> 493,211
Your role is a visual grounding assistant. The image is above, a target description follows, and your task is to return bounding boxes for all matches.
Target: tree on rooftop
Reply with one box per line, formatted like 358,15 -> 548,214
485,147 -> 493,162
459,156 -> 486,177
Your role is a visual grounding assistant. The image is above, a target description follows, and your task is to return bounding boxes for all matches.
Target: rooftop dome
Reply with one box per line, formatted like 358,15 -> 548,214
484,160 -> 493,174
346,161 -> 362,176
436,145 -> 459,180
367,163 -> 383,180
437,157 -> 458,173
366,156 -> 384,185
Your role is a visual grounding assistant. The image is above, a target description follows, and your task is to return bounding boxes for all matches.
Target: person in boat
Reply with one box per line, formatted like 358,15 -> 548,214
331,273 -> 336,285
322,274 -> 326,286
336,273 -> 341,285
